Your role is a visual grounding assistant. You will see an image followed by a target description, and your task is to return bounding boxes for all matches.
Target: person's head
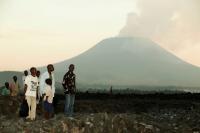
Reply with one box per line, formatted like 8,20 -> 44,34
36,70 -> 40,78
47,64 -> 54,74
45,78 -> 52,86
69,64 -> 75,72
13,76 -> 17,82
5,82 -> 9,89
30,67 -> 37,77
24,70 -> 28,76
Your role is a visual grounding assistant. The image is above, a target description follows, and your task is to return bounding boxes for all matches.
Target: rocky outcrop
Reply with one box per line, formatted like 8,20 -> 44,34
0,95 -> 200,132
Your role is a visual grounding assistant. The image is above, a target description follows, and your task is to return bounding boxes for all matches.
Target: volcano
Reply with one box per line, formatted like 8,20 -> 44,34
51,37 -> 200,87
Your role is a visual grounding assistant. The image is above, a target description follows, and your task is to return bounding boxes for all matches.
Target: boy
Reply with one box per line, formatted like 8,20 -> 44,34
1,82 -> 10,96
43,78 -> 53,119
24,67 -> 39,121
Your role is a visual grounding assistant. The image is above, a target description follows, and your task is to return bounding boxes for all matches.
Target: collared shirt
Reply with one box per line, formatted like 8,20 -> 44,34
62,71 -> 76,94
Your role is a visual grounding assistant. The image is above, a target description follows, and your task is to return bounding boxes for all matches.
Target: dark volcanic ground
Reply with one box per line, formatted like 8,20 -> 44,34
1,93 -> 200,133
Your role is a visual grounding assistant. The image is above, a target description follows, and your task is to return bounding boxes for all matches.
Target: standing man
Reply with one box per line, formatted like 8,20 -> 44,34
24,67 -> 39,121
10,76 -> 20,96
40,64 -> 56,113
62,64 -> 76,117
40,64 -> 55,98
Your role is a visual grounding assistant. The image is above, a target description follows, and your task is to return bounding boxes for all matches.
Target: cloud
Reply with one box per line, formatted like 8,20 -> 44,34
119,0 -> 200,52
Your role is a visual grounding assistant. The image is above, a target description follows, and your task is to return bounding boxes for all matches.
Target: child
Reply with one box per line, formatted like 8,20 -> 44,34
43,78 -> 53,119
1,82 -> 10,96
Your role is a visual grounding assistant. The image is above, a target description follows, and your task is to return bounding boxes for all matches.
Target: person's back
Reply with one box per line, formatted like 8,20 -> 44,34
1,82 -> 10,96
10,76 -> 20,96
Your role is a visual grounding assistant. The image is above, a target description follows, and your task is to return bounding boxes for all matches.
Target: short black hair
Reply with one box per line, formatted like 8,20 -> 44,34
69,64 -> 74,68
13,76 -> 17,80
30,67 -> 36,72
37,70 -> 40,74
24,70 -> 28,74
45,78 -> 52,86
5,82 -> 9,88
47,64 -> 53,69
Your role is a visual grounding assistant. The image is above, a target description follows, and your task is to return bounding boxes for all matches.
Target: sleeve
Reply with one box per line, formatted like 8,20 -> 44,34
62,73 -> 67,88
74,74 -> 76,88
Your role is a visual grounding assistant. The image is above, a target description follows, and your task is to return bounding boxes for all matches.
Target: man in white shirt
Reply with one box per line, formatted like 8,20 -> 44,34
24,67 -> 39,121
40,64 -> 55,98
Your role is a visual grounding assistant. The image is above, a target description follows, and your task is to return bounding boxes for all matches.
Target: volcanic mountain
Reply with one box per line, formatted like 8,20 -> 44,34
51,37 -> 200,87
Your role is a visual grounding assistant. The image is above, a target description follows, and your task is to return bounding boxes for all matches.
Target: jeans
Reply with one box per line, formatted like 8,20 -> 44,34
64,94 -> 75,116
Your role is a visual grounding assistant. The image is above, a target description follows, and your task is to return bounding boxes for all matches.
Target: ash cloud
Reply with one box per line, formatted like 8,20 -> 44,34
119,0 -> 200,51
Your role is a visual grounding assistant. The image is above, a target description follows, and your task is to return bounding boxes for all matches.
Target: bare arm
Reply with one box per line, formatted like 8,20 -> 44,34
46,96 -> 48,101
36,87 -> 39,99
24,84 -> 27,94
74,76 -> 76,92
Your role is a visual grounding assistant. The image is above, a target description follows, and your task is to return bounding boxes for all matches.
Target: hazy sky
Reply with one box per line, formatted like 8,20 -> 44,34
0,0 -> 135,71
0,0 -> 200,71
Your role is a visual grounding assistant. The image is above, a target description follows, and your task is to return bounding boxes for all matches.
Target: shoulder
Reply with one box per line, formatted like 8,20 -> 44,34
26,75 -> 31,79
41,71 -> 48,77
64,72 -> 69,77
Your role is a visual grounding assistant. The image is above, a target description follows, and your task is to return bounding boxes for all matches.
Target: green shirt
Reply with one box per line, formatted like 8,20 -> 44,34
1,87 -> 10,96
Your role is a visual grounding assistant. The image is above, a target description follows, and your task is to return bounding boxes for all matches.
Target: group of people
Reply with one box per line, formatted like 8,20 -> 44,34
0,76 -> 20,96
0,64 -> 76,121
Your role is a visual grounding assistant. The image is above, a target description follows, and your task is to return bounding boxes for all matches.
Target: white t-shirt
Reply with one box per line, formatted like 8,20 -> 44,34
25,75 -> 39,97
43,85 -> 53,103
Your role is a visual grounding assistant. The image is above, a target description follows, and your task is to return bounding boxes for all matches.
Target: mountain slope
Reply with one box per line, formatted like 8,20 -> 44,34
53,37 -> 200,87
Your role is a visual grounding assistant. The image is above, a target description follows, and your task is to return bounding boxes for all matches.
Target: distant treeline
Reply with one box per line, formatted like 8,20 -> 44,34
55,84 -> 200,94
